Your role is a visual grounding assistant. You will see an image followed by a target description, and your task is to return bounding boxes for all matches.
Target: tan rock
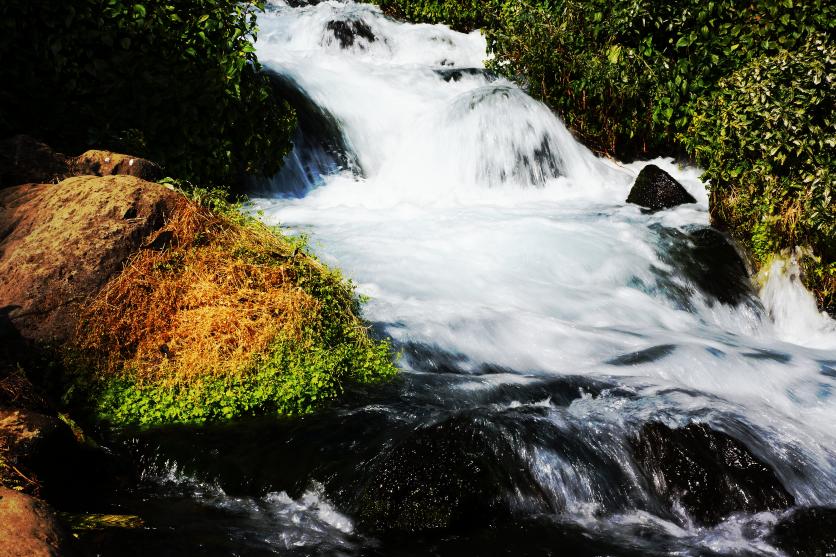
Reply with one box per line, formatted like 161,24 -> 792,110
0,488 -> 75,557
0,175 -> 181,342
71,150 -> 162,182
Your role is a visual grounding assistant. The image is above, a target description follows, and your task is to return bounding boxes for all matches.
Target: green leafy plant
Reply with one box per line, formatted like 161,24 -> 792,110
0,0 -> 295,188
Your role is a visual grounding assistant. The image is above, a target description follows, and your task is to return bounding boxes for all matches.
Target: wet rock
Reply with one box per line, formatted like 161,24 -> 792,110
70,150 -> 162,182
656,226 -> 755,306
770,507 -> 836,557
0,175 -> 180,342
631,422 -> 794,526
355,413 -> 539,534
326,20 -> 375,49
0,136 -> 69,188
627,164 -> 696,211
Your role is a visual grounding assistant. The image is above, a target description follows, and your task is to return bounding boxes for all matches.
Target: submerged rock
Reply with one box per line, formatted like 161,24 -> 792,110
631,422 -> 794,526
326,19 -> 375,49
0,175 -> 179,342
770,507 -> 836,556
355,414 -> 540,534
0,488 -> 76,557
627,164 -> 696,211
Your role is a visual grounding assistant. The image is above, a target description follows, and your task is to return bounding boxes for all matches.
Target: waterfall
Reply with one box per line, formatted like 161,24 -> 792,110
97,2 -> 836,555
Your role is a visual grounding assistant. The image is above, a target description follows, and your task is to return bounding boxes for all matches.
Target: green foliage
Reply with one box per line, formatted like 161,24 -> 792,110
0,0 -> 295,188
92,335 -> 395,426
368,0 -> 501,32
684,38 -> 835,312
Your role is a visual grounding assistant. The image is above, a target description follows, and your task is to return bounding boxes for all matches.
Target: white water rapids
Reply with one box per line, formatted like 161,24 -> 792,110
244,0 -> 836,551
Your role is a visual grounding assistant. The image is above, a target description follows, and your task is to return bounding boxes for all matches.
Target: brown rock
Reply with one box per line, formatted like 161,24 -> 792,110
0,136 -> 70,188
71,150 -> 162,182
0,488 -> 75,557
0,175 -> 181,342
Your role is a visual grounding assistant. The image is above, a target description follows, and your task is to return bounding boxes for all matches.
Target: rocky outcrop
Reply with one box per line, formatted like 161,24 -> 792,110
631,422 -> 794,526
0,488 -> 76,557
0,175 -> 180,342
626,164 -> 696,211
0,136 -> 162,189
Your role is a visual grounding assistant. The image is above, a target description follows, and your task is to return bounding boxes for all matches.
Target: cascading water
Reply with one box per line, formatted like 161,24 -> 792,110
93,2 -> 836,555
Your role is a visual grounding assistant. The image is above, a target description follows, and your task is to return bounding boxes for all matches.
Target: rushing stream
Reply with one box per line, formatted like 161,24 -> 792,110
90,2 -> 836,555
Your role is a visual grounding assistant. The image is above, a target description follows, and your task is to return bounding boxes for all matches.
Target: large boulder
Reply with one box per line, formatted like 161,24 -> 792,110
0,488 -> 76,556
0,175 -> 180,342
631,422 -> 794,526
627,164 -> 696,211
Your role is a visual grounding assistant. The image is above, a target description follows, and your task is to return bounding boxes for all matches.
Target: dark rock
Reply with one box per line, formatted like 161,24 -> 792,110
631,422 -> 794,526
326,20 -> 376,49
770,507 -> 836,557
656,226 -> 754,306
0,488 -> 76,557
0,136 -> 69,188
627,164 -> 696,211
355,413 -> 540,534
0,176 -> 180,342
260,71 -> 361,196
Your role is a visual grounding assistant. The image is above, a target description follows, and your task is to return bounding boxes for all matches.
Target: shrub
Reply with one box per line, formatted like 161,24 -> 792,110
67,187 -> 396,425
684,38 -> 835,313
0,0 -> 295,188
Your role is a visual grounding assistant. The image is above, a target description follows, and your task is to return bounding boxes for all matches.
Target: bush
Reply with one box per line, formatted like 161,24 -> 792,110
66,187 -> 396,426
0,0 -> 295,188
684,37 -> 835,313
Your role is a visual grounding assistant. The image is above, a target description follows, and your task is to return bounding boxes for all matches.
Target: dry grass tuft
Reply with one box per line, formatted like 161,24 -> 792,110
76,199 -> 321,386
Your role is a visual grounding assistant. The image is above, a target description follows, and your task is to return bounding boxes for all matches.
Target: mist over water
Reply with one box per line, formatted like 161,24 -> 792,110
105,1 -> 836,555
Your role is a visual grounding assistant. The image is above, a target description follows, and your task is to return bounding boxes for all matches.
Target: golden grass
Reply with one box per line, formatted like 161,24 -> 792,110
76,199 -> 320,386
